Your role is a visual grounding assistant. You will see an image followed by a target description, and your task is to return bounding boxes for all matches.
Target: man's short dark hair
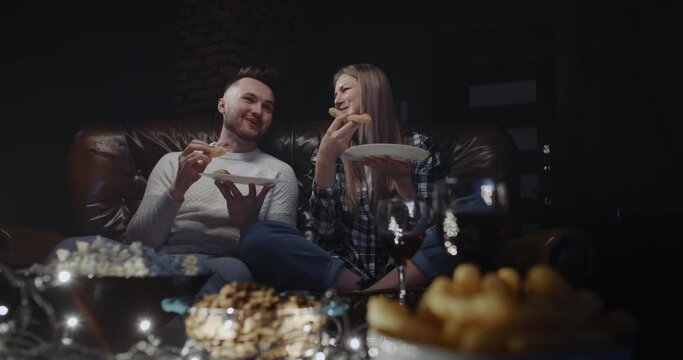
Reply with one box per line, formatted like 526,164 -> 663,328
223,65 -> 279,95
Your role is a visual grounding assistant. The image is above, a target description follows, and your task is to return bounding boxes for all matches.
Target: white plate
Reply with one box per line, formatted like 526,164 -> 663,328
366,329 -> 632,360
343,144 -> 429,161
200,172 -> 282,185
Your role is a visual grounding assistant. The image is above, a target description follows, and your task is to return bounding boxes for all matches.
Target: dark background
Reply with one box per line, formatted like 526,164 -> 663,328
1,0 -> 681,358
0,1 -> 178,229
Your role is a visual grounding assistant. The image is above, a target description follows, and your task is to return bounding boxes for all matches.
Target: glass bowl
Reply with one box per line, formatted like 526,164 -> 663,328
40,274 -> 209,353
184,285 -> 330,359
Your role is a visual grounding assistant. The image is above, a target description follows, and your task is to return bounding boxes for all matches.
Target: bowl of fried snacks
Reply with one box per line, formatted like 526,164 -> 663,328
184,282 -> 328,359
366,263 -> 636,359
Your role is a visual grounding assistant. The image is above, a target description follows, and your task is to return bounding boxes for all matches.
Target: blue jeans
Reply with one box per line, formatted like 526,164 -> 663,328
49,236 -> 252,295
239,221 -> 456,292
239,222 -> 345,293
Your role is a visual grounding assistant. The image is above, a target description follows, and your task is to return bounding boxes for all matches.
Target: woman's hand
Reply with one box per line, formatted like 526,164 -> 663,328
314,114 -> 361,188
362,155 -> 416,199
317,114 -> 362,163
169,140 -> 212,201
362,155 -> 411,180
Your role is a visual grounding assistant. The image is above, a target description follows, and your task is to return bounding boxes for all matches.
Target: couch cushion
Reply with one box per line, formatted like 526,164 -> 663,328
67,118 -> 519,243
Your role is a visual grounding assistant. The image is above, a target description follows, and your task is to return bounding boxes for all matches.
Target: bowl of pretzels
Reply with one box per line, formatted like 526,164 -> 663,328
184,282 -> 329,359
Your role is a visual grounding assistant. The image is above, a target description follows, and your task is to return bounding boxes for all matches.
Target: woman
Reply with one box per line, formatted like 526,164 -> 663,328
240,64 -> 449,292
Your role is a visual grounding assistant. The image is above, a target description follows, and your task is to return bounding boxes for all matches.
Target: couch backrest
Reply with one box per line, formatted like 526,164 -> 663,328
66,118 -> 519,240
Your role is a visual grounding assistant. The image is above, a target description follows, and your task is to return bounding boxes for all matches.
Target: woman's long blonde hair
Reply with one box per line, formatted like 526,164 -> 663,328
334,64 -> 402,213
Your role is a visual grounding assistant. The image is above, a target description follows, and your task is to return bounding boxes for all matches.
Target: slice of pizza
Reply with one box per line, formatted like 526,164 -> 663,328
207,142 -> 228,158
328,107 -> 372,124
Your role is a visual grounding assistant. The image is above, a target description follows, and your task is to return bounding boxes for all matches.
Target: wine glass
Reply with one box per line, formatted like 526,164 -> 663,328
375,198 -> 430,304
433,177 -> 510,269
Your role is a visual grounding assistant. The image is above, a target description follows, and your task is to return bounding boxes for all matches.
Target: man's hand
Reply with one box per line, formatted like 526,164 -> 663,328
215,180 -> 273,231
361,260 -> 426,292
169,140 -> 212,201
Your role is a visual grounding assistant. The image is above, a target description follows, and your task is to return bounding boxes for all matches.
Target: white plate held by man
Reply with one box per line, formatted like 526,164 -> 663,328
200,172 -> 282,185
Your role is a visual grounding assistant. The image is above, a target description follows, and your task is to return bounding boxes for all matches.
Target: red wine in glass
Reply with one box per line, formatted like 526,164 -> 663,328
379,233 -> 426,265
375,198 -> 429,304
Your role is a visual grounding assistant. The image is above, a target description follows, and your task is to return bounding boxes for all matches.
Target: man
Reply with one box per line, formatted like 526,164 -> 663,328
56,66 -> 298,290
126,66 -> 298,287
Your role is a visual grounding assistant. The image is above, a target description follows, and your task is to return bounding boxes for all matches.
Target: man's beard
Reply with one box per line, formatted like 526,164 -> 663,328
223,111 -> 264,143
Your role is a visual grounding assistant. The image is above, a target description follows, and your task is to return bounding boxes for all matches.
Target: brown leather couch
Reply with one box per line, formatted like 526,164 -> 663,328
0,117 -> 594,285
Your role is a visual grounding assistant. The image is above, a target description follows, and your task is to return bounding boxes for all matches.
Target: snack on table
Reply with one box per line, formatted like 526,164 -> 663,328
207,142 -> 229,158
367,263 -> 637,355
185,282 -> 325,359
328,107 -> 372,124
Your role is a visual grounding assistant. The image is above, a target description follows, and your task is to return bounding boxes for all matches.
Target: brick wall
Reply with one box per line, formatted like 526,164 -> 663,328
175,0 -> 313,123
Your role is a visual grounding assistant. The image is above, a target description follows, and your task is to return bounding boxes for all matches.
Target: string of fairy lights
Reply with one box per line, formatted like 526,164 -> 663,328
0,263 -> 370,359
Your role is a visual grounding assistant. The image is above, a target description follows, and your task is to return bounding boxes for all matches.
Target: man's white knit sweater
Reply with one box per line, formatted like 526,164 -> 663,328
126,148 -> 298,256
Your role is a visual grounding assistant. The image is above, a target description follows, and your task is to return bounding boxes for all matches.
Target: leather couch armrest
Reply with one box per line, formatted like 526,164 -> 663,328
0,223 -> 66,269
67,123 -> 142,239
499,227 -> 595,287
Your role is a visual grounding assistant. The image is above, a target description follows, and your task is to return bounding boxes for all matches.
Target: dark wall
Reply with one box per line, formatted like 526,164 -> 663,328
173,0 -> 312,123
571,4 -> 683,358
300,4 -> 435,125
0,1 -> 179,231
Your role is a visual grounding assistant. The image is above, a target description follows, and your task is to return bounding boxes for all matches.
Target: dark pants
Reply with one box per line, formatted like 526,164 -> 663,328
239,220 -> 456,292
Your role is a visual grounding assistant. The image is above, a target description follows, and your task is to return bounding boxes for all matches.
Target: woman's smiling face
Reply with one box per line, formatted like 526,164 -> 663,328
334,73 -> 362,114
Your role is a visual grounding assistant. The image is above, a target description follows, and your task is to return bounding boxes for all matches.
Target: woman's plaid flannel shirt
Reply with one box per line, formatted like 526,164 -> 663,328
309,132 -> 442,285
